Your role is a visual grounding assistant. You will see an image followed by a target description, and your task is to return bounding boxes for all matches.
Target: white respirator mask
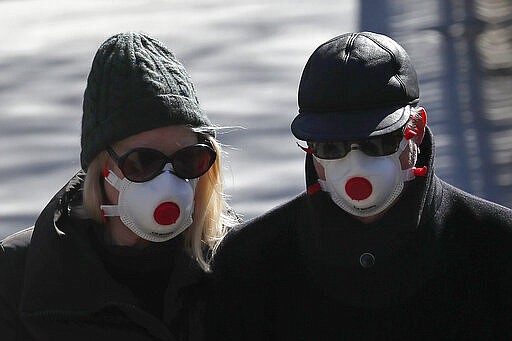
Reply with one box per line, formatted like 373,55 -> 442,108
315,138 -> 419,217
101,169 -> 196,242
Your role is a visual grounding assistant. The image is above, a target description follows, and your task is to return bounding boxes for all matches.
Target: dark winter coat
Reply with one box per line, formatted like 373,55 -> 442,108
210,128 -> 512,340
0,172 -> 208,340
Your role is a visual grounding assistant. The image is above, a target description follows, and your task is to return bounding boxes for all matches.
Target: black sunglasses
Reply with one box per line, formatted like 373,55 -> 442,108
107,140 -> 216,183
307,127 -> 405,159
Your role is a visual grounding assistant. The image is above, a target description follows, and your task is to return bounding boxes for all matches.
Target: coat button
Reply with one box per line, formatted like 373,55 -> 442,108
359,252 -> 375,268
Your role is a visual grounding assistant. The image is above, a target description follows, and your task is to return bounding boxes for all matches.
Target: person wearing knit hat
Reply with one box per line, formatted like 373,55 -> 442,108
0,32 -> 237,340
209,32 -> 512,340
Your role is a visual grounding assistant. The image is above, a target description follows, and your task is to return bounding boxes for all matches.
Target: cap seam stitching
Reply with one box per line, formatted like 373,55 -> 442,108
361,33 -> 409,99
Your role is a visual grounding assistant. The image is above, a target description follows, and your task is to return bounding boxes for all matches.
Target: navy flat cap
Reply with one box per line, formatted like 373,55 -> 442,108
292,32 -> 419,141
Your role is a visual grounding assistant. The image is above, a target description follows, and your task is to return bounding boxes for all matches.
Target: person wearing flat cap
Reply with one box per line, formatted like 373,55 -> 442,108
209,32 -> 512,340
0,32 -> 236,340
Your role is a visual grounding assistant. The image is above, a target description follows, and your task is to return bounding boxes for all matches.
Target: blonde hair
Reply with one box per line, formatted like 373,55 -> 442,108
83,132 -> 236,272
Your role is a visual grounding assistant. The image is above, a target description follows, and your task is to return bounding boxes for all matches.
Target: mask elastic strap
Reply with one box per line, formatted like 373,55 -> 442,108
402,167 -> 416,182
398,137 -> 409,153
307,182 -> 322,195
101,205 -> 120,217
317,179 -> 328,192
297,142 -> 313,154
403,166 -> 428,182
100,169 -> 123,219
103,168 -> 123,191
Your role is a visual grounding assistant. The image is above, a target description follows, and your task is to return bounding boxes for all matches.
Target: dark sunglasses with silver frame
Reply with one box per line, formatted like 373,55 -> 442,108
305,125 -> 406,160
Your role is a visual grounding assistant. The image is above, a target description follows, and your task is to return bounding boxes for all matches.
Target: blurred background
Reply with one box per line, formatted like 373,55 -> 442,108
1,0 -> 511,238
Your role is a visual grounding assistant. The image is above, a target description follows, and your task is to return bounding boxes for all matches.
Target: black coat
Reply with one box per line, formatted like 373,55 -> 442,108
0,173 -> 208,340
210,129 -> 512,340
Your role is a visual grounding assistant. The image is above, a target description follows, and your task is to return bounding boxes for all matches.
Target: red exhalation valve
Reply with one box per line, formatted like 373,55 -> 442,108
345,177 -> 372,201
413,166 -> 428,177
154,202 -> 180,225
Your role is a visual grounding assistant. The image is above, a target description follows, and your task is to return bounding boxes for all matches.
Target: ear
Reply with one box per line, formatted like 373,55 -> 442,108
415,107 -> 427,145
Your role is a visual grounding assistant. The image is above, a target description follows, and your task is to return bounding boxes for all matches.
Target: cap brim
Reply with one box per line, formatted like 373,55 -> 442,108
291,105 -> 410,141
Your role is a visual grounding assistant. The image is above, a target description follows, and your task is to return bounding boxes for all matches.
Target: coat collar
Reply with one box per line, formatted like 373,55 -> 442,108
20,172 -> 204,327
296,128 -> 444,307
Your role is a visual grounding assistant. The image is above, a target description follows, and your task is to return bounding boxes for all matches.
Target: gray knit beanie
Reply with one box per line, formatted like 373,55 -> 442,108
80,32 -> 211,170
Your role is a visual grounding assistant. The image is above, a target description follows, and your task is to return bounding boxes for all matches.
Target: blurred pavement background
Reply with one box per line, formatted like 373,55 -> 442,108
362,0 -> 512,212
1,0 -> 511,238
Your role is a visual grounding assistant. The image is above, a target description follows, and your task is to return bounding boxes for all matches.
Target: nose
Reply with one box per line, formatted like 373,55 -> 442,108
345,177 -> 372,201
350,143 -> 360,151
153,202 -> 181,225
